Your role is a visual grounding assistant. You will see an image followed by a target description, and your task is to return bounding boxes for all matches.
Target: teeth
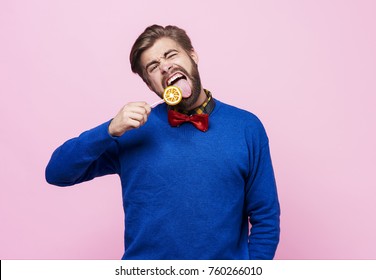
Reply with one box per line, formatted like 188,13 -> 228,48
167,73 -> 183,86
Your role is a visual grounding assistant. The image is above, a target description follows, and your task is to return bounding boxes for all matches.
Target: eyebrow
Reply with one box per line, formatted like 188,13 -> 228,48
145,49 -> 178,71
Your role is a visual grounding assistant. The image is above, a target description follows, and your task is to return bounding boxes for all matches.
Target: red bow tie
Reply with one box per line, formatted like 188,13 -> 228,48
168,110 -> 209,132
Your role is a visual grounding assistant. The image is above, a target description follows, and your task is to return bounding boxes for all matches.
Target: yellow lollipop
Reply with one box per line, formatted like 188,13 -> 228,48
163,86 -> 183,106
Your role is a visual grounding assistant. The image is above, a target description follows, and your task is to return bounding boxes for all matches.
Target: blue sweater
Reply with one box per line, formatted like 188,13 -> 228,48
46,100 -> 280,260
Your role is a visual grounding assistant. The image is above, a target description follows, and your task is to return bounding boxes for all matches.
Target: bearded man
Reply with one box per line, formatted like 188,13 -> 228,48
46,25 -> 280,260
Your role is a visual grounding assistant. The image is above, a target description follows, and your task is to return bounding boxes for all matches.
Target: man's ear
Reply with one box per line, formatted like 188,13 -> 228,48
190,49 -> 199,64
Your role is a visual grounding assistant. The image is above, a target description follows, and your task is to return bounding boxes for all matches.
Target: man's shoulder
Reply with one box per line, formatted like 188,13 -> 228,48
214,99 -> 263,126
214,99 -> 269,144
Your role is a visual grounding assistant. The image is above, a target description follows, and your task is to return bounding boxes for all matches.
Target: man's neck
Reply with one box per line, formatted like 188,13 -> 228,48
185,89 -> 207,111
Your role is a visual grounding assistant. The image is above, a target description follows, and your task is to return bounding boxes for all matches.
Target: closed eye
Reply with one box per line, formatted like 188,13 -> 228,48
165,49 -> 178,60
145,49 -> 179,73
147,62 -> 159,73
166,52 -> 178,59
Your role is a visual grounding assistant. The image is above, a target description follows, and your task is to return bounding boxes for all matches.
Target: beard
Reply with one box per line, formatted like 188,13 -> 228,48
173,60 -> 202,110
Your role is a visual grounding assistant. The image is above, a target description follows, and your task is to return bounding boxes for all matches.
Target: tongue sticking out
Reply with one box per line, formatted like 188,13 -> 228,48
174,79 -> 192,98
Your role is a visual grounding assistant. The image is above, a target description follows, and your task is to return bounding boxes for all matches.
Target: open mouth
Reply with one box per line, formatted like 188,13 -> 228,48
166,72 -> 187,87
164,71 -> 192,99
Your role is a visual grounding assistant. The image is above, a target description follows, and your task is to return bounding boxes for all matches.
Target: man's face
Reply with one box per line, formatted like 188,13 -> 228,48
140,37 -> 202,110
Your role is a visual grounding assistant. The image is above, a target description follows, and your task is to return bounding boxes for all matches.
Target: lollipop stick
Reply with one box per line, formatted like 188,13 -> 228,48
151,99 -> 165,108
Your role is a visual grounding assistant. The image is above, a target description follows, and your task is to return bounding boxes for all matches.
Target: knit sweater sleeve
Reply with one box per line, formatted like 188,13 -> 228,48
244,124 -> 280,260
45,120 -> 120,187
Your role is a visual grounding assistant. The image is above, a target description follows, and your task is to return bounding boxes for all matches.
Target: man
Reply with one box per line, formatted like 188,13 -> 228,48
46,25 -> 280,260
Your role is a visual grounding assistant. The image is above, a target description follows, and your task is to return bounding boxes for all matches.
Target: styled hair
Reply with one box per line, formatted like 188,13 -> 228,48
130,25 -> 194,80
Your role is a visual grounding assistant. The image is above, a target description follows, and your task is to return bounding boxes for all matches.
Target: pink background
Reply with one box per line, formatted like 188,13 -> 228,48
1,0 -> 375,259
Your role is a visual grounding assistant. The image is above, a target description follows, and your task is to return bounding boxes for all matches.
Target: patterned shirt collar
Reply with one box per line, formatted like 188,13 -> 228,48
169,89 -> 216,115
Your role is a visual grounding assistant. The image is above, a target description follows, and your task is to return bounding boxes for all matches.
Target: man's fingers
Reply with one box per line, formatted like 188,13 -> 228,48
127,111 -> 147,126
127,118 -> 143,129
128,101 -> 149,107
109,101 -> 152,137
125,102 -> 151,116
128,105 -> 148,116
144,103 -> 152,115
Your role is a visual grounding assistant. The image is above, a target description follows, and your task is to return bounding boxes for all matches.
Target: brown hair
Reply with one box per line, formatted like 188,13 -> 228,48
130,25 -> 194,80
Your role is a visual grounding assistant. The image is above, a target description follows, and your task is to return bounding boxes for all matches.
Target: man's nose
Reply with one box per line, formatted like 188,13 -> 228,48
160,60 -> 173,73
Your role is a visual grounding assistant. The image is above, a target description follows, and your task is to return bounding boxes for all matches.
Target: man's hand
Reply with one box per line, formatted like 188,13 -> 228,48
108,102 -> 151,137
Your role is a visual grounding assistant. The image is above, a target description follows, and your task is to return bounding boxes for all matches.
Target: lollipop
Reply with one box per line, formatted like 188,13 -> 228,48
163,86 -> 183,105
151,86 -> 183,107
